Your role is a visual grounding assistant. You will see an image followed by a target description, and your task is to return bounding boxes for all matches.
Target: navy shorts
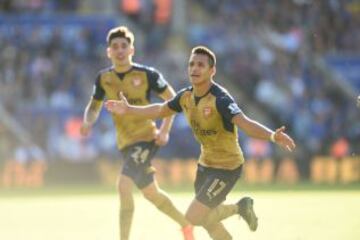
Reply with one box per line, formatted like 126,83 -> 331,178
194,164 -> 243,208
120,141 -> 159,189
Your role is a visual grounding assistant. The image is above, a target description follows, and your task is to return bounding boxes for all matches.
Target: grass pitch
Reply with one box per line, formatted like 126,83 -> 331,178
1,186 -> 359,240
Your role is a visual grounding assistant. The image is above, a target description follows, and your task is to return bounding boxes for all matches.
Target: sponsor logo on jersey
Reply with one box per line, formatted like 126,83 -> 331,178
191,120 -> 217,136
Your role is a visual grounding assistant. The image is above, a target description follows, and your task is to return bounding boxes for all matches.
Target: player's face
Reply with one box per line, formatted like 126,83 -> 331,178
188,54 -> 215,86
107,37 -> 134,66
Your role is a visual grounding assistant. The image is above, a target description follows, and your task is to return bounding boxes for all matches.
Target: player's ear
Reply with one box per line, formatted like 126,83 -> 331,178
106,47 -> 111,59
130,45 -> 135,56
210,66 -> 216,77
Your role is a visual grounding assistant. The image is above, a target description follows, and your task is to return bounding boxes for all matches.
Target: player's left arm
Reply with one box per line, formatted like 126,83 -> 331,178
217,95 -> 295,152
155,86 -> 176,146
232,113 -> 296,152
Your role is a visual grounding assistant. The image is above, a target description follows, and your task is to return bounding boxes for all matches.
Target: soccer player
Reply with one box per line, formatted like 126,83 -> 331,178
105,46 -> 296,240
80,26 -> 194,240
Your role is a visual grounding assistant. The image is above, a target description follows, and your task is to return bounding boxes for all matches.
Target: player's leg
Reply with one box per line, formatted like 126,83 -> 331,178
197,164 -> 258,232
117,174 -> 135,240
186,164 -> 256,239
200,199 -> 258,232
185,198 -> 232,240
203,222 -> 232,240
184,165 -> 237,239
123,141 -> 194,239
141,180 -> 194,239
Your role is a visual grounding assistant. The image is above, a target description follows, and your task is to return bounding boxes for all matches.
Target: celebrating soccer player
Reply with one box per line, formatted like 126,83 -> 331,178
105,45 -> 296,240
80,26 -> 194,240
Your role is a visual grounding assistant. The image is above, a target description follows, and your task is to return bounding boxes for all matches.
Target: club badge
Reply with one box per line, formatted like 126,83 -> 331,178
132,78 -> 142,87
203,106 -> 212,117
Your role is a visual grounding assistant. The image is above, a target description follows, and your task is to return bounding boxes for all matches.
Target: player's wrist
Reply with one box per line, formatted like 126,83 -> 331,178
270,132 -> 276,143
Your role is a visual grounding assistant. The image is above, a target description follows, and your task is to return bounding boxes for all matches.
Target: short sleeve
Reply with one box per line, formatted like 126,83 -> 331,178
92,73 -> 105,100
167,88 -> 187,112
147,67 -> 168,94
216,95 -> 242,122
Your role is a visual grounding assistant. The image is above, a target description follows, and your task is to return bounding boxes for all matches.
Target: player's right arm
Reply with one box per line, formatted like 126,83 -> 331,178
80,98 -> 103,136
105,92 -> 175,119
80,73 -> 105,137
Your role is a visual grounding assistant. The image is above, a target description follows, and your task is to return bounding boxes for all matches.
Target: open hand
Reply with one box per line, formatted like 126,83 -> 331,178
273,126 -> 296,152
105,92 -> 129,115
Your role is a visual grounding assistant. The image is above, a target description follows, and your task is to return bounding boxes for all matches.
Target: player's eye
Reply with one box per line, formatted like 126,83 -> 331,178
111,44 -> 118,50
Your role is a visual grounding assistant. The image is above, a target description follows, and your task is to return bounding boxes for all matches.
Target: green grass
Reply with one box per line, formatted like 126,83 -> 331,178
1,186 -> 360,240
1,182 -> 360,197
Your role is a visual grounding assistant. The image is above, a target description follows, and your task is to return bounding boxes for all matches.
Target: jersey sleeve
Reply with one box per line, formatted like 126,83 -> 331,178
216,95 -> 243,122
92,73 -> 105,100
147,67 -> 169,94
167,88 -> 187,112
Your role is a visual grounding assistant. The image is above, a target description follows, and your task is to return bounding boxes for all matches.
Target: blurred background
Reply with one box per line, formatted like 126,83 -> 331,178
0,0 -> 360,188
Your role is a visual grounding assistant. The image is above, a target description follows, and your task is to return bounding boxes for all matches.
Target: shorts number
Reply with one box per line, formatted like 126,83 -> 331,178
131,146 -> 150,165
206,178 -> 226,200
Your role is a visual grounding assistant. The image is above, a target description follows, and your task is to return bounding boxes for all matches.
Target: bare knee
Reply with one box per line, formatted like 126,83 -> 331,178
117,177 -> 132,196
185,212 -> 204,226
142,188 -> 160,203
185,199 -> 211,226
185,208 -> 209,226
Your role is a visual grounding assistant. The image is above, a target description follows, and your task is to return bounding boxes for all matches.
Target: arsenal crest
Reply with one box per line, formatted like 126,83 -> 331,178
203,106 -> 212,117
132,78 -> 142,87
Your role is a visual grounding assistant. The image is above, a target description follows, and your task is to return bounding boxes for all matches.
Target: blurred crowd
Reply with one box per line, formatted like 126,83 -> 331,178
0,0 -> 359,179
187,0 -> 360,171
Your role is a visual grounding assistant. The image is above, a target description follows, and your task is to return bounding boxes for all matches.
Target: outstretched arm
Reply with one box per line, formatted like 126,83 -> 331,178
232,113 -> 296,152
155,86 -> 176,146
80,98 -> 103,136
105,92 -> 175,119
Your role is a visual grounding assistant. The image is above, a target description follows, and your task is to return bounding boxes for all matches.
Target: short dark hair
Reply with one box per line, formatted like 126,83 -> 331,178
191,46 -> 216,67
106,26 -> 134,46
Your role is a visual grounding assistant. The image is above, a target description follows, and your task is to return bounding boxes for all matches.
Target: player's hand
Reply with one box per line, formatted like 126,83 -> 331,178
105,92 -> 129,115
80,123 -> 92,137
273,126 -> 296,152
154,129 -> 169,146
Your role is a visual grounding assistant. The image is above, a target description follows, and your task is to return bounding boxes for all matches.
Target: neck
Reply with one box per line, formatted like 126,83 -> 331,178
114,61 -> 132,73
193,79 -> 213,97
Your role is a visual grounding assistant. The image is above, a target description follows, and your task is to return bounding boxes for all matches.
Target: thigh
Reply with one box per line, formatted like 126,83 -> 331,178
121,141 -> 159,189
195,165 -> 242,209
